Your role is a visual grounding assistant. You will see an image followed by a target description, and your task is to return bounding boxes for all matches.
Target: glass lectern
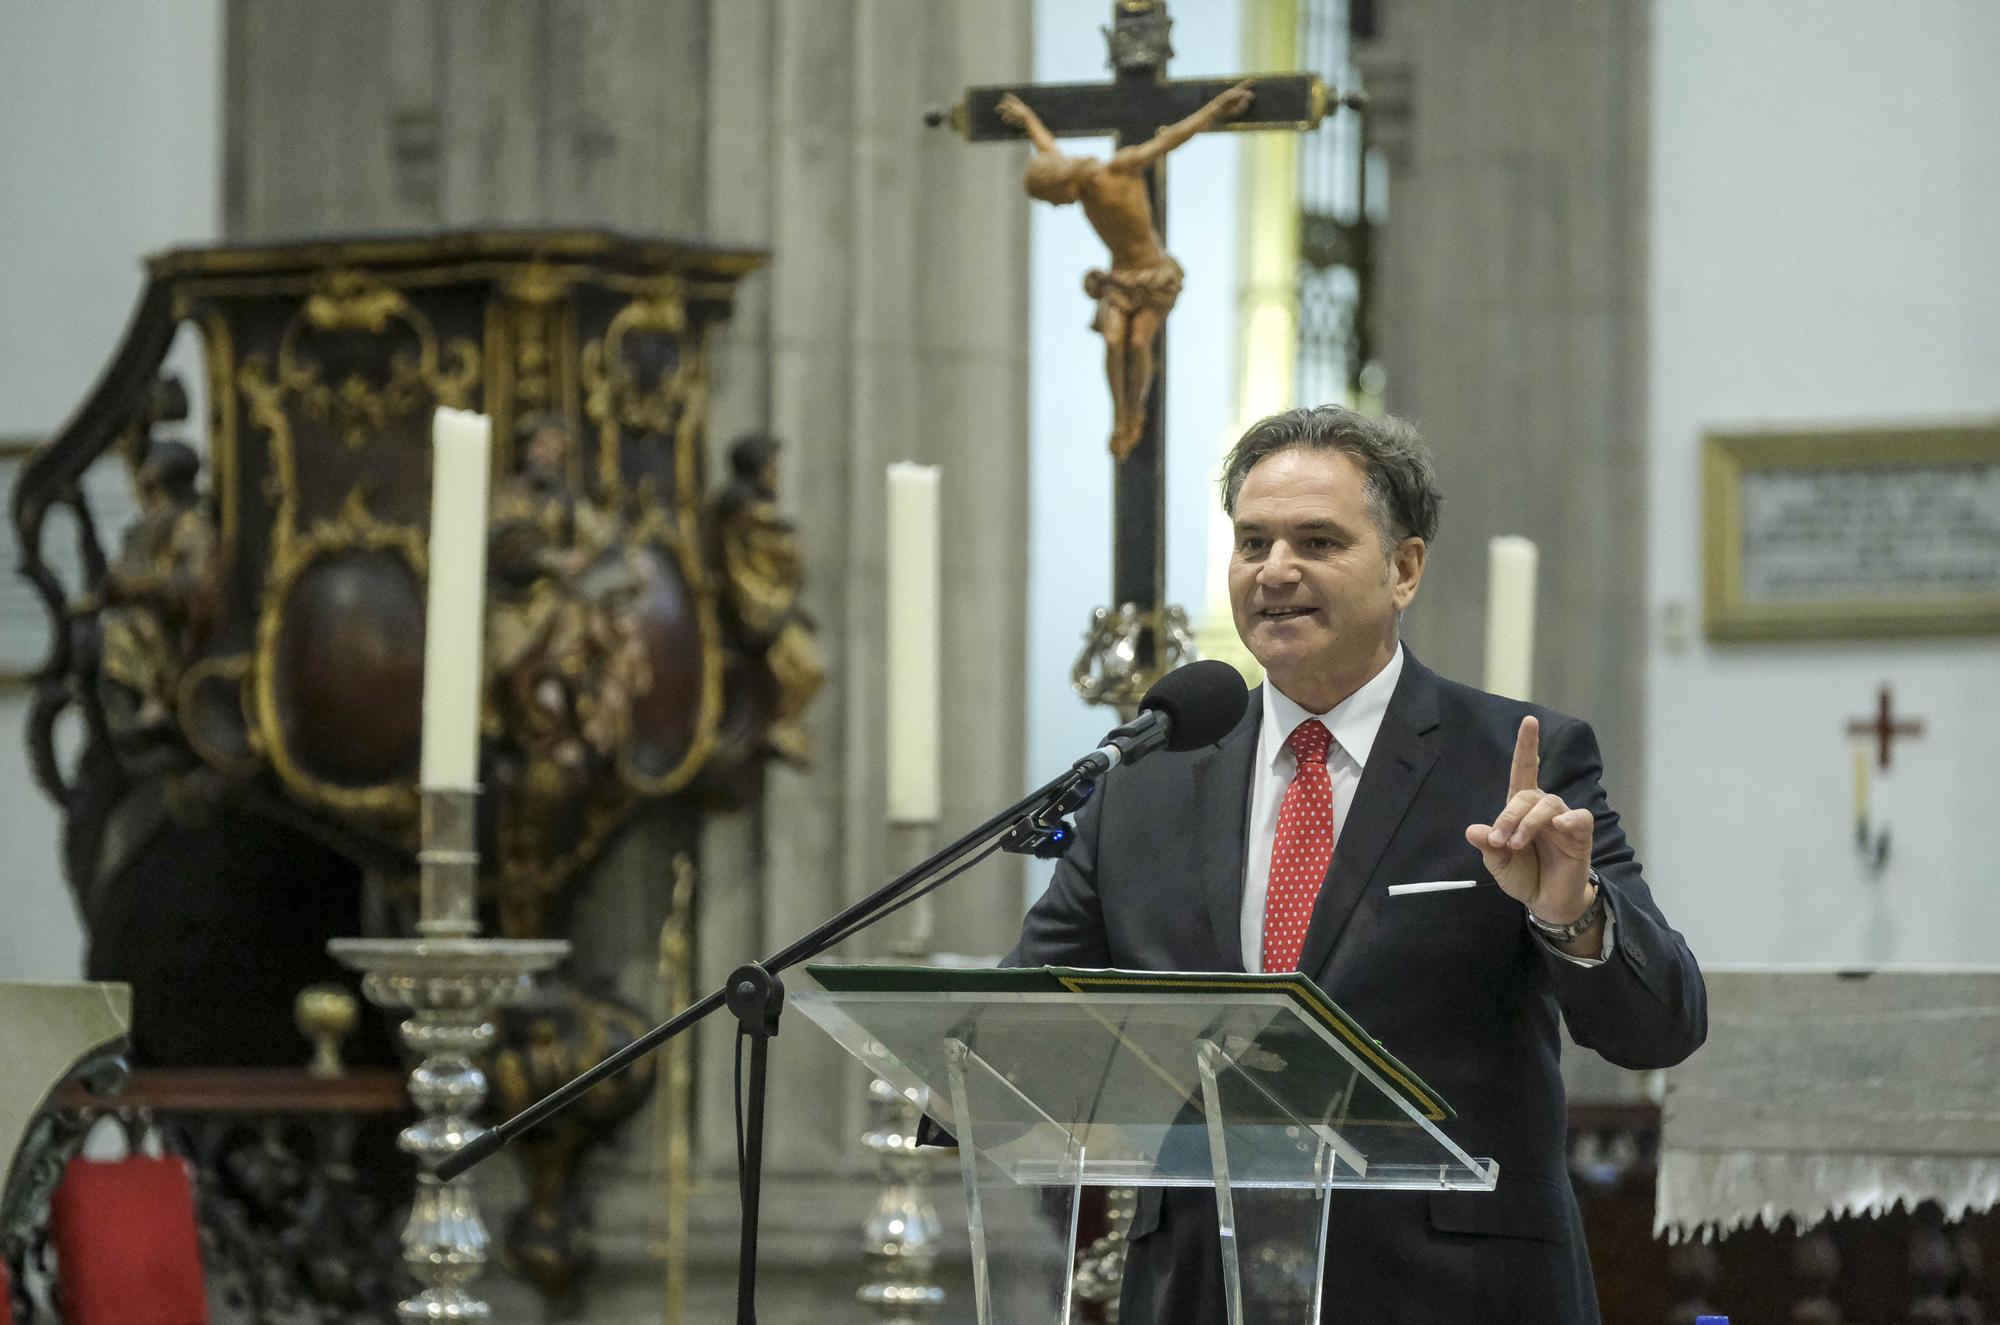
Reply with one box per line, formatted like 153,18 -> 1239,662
791,966 -> 1497,1325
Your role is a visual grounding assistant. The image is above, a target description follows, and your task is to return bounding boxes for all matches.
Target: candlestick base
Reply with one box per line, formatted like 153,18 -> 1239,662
859,824 -> 947,1320
329,936 -> 569,1321
1072,1185 -> 1138,1321
857,1075 -> 948,1323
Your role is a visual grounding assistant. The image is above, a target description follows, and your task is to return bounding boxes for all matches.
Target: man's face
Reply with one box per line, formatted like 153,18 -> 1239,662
1227,447 -> 1426,710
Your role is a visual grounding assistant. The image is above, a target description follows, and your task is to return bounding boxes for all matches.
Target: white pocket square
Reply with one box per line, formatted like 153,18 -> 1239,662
1386,879 -> 1478,896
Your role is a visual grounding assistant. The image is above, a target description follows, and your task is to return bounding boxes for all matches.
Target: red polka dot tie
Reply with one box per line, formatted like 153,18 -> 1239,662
1262,718 -> 1335,974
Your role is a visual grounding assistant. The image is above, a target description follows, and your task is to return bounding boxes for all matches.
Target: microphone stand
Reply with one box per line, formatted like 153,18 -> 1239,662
434,755 -> 1106,1324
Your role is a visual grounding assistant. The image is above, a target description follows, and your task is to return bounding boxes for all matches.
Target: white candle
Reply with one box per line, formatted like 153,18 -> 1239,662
420,407 -> 493,789
885,463 -> 941,824
1482,535 -> 1538,701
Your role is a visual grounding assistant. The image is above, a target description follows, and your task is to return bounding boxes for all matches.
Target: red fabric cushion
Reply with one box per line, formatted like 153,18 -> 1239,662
48,1154 -> 207,1325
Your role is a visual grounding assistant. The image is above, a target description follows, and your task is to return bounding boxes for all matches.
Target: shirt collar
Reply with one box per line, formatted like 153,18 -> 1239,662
1260,644 -> 1405,772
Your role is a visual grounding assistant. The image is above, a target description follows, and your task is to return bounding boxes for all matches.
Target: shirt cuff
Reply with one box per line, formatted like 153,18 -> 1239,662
1535,898 -> 1616,967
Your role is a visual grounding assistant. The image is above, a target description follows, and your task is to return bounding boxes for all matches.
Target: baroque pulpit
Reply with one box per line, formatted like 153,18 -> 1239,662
10,230 -> 801,1301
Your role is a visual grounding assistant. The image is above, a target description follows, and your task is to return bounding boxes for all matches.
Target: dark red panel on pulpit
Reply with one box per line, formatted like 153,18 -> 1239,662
271,547 -> 425,787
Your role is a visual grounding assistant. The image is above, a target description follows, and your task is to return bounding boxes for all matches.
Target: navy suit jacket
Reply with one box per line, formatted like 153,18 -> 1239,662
1006,653 -> 1705,1324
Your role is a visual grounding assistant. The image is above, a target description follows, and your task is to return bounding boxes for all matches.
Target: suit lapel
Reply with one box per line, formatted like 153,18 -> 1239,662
1294,656 -> 1442,980
1193,691 -> 1261,974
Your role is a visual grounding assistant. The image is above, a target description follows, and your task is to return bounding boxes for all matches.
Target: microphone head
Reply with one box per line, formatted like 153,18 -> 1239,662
1139,659 -> 1251,751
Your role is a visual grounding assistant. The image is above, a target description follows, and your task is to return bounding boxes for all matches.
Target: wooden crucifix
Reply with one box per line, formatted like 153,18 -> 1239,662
932,0 -> 1350,697
1849,685 -> 1925,771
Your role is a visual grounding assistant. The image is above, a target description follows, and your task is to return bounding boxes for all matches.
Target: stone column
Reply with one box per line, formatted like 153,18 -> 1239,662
227,0 -> 712,237
1356,1 -> 1652,814
696,0 -> 1033,1182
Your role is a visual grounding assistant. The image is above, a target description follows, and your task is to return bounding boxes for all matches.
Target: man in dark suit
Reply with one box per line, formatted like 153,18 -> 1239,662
1010,406 -> 1705,1323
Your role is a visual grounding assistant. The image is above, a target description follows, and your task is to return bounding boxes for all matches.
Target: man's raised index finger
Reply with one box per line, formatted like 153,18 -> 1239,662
1509,715 -> 1541,796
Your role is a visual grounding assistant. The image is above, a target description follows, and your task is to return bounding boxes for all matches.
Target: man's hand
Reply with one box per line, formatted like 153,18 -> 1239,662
996,93 -> 1032,127
1208,79 -> 1255,121
1464,716 -> 1597,927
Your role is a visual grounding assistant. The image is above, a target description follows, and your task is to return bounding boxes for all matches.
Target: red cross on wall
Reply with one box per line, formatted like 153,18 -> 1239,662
1847,686 -> 1925,771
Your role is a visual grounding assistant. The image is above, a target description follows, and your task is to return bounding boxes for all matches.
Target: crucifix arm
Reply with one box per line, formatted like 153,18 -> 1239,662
995,93 -> 1060,154
1111,79 -> 1255,173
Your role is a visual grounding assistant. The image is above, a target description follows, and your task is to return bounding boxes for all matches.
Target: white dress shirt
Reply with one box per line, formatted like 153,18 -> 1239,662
1240,647 -> 1405,972
1239,644 -> 1610,972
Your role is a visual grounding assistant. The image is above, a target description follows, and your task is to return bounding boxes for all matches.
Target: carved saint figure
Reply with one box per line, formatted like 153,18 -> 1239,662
998,80 -> 1254,460
486,413 -> 651,883
708,433 -> 824,765
96,439 -> 217,737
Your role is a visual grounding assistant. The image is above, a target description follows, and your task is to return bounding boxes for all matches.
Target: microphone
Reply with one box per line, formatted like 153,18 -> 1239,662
1075,659 -> 1249,776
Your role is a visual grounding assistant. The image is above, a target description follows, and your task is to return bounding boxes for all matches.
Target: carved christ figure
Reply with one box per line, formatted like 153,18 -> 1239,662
999,80 -> 1254,461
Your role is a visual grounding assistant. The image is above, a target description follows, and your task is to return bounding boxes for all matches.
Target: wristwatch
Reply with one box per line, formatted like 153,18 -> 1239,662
1526,870 -> 1606,944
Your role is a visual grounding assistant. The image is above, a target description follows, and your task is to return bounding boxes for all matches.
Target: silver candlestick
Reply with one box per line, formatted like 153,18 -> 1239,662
331,787 -> 568,1323
857,820 -> 947,1322
1072,1186 -> 1137,1321
856,1075 -> 947,1323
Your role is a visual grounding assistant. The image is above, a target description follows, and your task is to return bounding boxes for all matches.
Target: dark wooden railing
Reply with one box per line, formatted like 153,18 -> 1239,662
36,1068 -> 411,1325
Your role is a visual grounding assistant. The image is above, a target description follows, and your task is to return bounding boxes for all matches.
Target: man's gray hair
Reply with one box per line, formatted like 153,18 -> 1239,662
1219,405 -> 1442,549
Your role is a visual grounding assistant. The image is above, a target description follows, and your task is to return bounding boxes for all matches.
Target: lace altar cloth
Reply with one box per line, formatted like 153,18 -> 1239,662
1655,968 -> 2000,1242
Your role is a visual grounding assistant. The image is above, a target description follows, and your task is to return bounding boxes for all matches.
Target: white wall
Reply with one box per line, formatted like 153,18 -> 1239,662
1646,3 -> 2000,965
0,3 -> 223,979
1026,0 -> 1245,814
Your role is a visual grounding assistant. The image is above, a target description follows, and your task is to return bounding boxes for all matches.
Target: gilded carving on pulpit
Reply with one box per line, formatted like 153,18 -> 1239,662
485,411 -> 652,928
489,983 -> 655,1304
998,80 -> 1254,460
93,438 -> 218,743
285,269 -> 481,445
708,432 -> 824,765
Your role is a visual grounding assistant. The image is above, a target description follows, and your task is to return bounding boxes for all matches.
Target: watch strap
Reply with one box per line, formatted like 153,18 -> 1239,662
1526,870 -> 1606,943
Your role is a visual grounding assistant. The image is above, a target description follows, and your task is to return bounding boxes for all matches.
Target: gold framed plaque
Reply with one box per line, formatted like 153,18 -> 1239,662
1702,422 -> 2000,641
